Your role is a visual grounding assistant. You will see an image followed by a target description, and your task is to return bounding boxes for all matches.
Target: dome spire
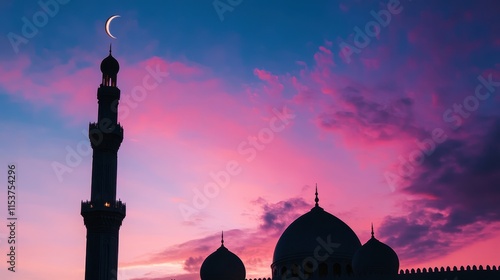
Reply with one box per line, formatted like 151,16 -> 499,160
201,232 -> 246,280
314,183 -> 319,207
353,223 -> 400,276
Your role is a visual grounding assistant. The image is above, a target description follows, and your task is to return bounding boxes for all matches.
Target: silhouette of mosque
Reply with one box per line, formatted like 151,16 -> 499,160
200,187 -> 500,280
82,50 -> 500,280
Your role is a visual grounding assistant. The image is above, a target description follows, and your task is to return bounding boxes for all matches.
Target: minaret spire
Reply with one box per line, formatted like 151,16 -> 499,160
371,223 -> 374,238
221,231 -> 224,247
314,183 -> 319,207
109,43 -> 112,55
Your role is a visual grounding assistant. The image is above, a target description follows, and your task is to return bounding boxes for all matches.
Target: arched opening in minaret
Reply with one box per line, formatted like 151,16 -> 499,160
102,75 -> 117,87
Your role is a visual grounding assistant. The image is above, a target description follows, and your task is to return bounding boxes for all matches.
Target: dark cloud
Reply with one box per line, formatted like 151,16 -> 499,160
318,90 -> 419,142
380,119 -> 500,263
257,197 -> 310,233
183,256 -> 204,273
409,120 -> 500,227
128,196 -> 312,279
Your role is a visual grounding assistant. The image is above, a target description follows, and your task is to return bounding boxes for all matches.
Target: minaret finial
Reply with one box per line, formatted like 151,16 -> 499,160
314,183 -> 319,207
109,43 -> 112,55
371,223 -> 374,238
221,231 -> 224,247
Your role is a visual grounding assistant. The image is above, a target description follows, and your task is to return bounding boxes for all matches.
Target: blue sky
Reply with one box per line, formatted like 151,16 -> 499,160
1,1 -> 500,279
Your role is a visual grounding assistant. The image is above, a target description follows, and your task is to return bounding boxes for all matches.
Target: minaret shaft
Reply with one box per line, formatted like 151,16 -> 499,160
90,147 -> 118,202
81,51 -> 125,280
89,86 -> 122,202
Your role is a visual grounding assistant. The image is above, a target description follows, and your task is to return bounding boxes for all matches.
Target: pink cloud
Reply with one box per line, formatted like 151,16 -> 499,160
2,6 -> 499,277
253,68 -> 284,97
121,197 -> 312,280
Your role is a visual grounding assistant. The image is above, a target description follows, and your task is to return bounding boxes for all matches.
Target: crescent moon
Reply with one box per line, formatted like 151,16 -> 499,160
105,15 -> 120,39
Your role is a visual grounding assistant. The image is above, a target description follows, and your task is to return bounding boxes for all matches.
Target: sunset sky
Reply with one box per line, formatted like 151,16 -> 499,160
1,0 -> 500,279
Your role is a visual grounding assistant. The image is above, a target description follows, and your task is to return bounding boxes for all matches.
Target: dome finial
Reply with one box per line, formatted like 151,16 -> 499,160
314,183 -> 319,207
221,231 -> 224,247
371,223 -> 374,238
109,43 -> 112,55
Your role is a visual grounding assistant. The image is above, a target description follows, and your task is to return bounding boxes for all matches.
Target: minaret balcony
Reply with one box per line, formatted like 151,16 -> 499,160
81,200 -> 126,217
89,122 -> 124,151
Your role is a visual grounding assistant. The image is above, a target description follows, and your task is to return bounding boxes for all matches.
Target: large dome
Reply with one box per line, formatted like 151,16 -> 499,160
352,228 -> 399,276
200,237 -> 246,280
272,198 -> 361,264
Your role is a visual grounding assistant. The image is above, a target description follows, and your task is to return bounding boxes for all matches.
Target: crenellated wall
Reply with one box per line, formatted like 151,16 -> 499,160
246,265 -> 500,280
396,264 -> 500,280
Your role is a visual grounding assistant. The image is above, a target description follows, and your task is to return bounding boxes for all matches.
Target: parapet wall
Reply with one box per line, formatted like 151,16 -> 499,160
396,265 -> 500,280
248,265 -> 500,280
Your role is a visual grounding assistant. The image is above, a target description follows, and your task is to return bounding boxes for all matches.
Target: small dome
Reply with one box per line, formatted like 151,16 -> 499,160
352,229 -> 399,276
273,205 -> 362,264
100,54 -> 119,75
200,239 -> 246,280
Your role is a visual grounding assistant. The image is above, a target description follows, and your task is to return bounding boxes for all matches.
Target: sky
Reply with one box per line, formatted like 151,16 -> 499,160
0,0 -> 499,279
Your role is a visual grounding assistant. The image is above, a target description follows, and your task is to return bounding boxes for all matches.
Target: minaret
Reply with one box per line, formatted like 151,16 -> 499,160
81,47 -> 126,280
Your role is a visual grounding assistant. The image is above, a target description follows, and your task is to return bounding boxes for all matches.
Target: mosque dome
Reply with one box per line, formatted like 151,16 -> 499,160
272,189 -> 362,265
200,233 -> 246,280
352,226 -> 399,276
100,52 -> 119,76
